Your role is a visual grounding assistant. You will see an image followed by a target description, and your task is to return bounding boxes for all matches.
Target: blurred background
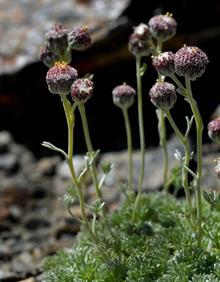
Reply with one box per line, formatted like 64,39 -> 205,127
0,0 -> 219,157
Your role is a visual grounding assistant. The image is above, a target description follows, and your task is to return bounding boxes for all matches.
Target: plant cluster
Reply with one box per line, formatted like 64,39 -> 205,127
40,13 -> 220,282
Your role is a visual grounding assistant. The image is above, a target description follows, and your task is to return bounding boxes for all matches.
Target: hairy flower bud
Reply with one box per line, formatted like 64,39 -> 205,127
68,26 -> 92,51
112,83 -> 136,109
128,23 -> 152,57
149,81 -> 177,110
46,62 -> 78,95
174,46 -> 209,80
39,46 -> 60,68
71,78 -> 94,102
148,13 -> 177,42
208,117 -> 220,144
46,23 -> 69,56
152,51 -> 175,76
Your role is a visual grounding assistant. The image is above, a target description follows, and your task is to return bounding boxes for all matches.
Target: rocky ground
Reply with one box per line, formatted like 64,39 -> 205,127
0,131 -> 219,281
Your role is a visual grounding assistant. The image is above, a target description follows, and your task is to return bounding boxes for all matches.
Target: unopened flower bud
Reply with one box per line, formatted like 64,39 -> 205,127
149,81 -> 177,110
214,158 -> 220,179
39,46 -> 60,68
112,83 -> 136,109
46,23 -> 69,58
128,23 -> 152,57
174,46 -> 209,80
208,117 -> 220,144
71,78 -> 94,102
152,51 -> 175,76
148,13 -> 177,42
68,26 -> 92,51
46,62 -> 78,95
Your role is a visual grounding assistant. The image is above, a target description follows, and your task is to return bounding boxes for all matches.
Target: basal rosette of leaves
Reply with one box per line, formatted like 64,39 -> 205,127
43,193 -> 220,282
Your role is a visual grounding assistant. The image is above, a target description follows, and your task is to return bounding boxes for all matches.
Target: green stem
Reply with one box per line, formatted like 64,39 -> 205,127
61,95 -> 96,241
132,56 -> 145,221
122,107 -> 133,198
158,110 -> 169,190
77,103 -> 103,203
185,77 -> 203,243
156,40 -> 169,190
165,111 -> 193,212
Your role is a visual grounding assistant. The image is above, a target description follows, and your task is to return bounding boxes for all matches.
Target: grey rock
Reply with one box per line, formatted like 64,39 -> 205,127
0,131 -> 13,153
101,136 -> 182,191
0,0 -> 130,75
35,156 -> 61,177
56,155 -> 85,179
0,153 -> 18,171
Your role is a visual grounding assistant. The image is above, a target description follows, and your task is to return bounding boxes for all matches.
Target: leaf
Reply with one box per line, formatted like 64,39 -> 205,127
41,141 -> 68,159
140,63 -> 147,77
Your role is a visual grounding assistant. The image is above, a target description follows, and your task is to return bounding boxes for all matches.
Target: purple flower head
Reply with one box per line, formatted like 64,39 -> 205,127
71,78 -> 94,103
39,46 -> 60,68
149,81 -> 177,110
68,26 -> 92,51
45,23 -> 69,56
208,117 -> 220,144
112,83 -> 136,109
174,46 -> 209,80
152,51 -> 175,76
128,23 -> 152,57
46,62 -> 78,95
148,13 -> 177,42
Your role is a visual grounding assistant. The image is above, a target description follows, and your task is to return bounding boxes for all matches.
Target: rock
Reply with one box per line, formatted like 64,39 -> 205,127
35,156 -> 61,177
100,136 -> 181,192
0,131 -> 13,153
0,153 -> 18,172
56,155 -> 85,179
0,0 -> 130,75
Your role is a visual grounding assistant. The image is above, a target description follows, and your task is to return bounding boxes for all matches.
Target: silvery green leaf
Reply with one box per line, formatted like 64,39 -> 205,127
88,199 -> 105,215
101,161 -> 113,174
140,63 -> 147,77
203,190 -> 216,205
41,141 -> 68,159
174,149 -> 183,164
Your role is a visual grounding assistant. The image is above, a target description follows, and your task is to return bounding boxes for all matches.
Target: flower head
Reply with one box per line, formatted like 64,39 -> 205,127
68,26 -> 92,51
148,13 -> 177,42
128,23 -> 152,57
71,78 -> 94,103
46,23 -> 69,56
112,83 -> 136,109
39,46 -> 60,68
149,81 -> 177,110
174,46 -> 209,80
208,117 -> 220,144
152,51 -> 175,76
46,62 -> 78,95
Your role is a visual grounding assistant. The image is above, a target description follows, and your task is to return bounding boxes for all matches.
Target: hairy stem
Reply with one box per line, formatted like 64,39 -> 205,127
185,77 -> 203,243
122,107 -> 134,198
156,40 -> 169,190
132,55 -> 145,221
158,110 -> 169,190
78,103 -> 103,203
165,111 -> 192,209
61,95 -> 96,241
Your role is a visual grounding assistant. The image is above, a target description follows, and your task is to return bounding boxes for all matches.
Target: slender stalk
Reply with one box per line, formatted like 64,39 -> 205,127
132,55 -> 145,221
122,107 -> 133,197
77,103 -> 103,202
61,95 -> 96,241
156,40 -> 169,189
165,110 -> 192,210
157,110 -> 169,190
185,77 -> 203,242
